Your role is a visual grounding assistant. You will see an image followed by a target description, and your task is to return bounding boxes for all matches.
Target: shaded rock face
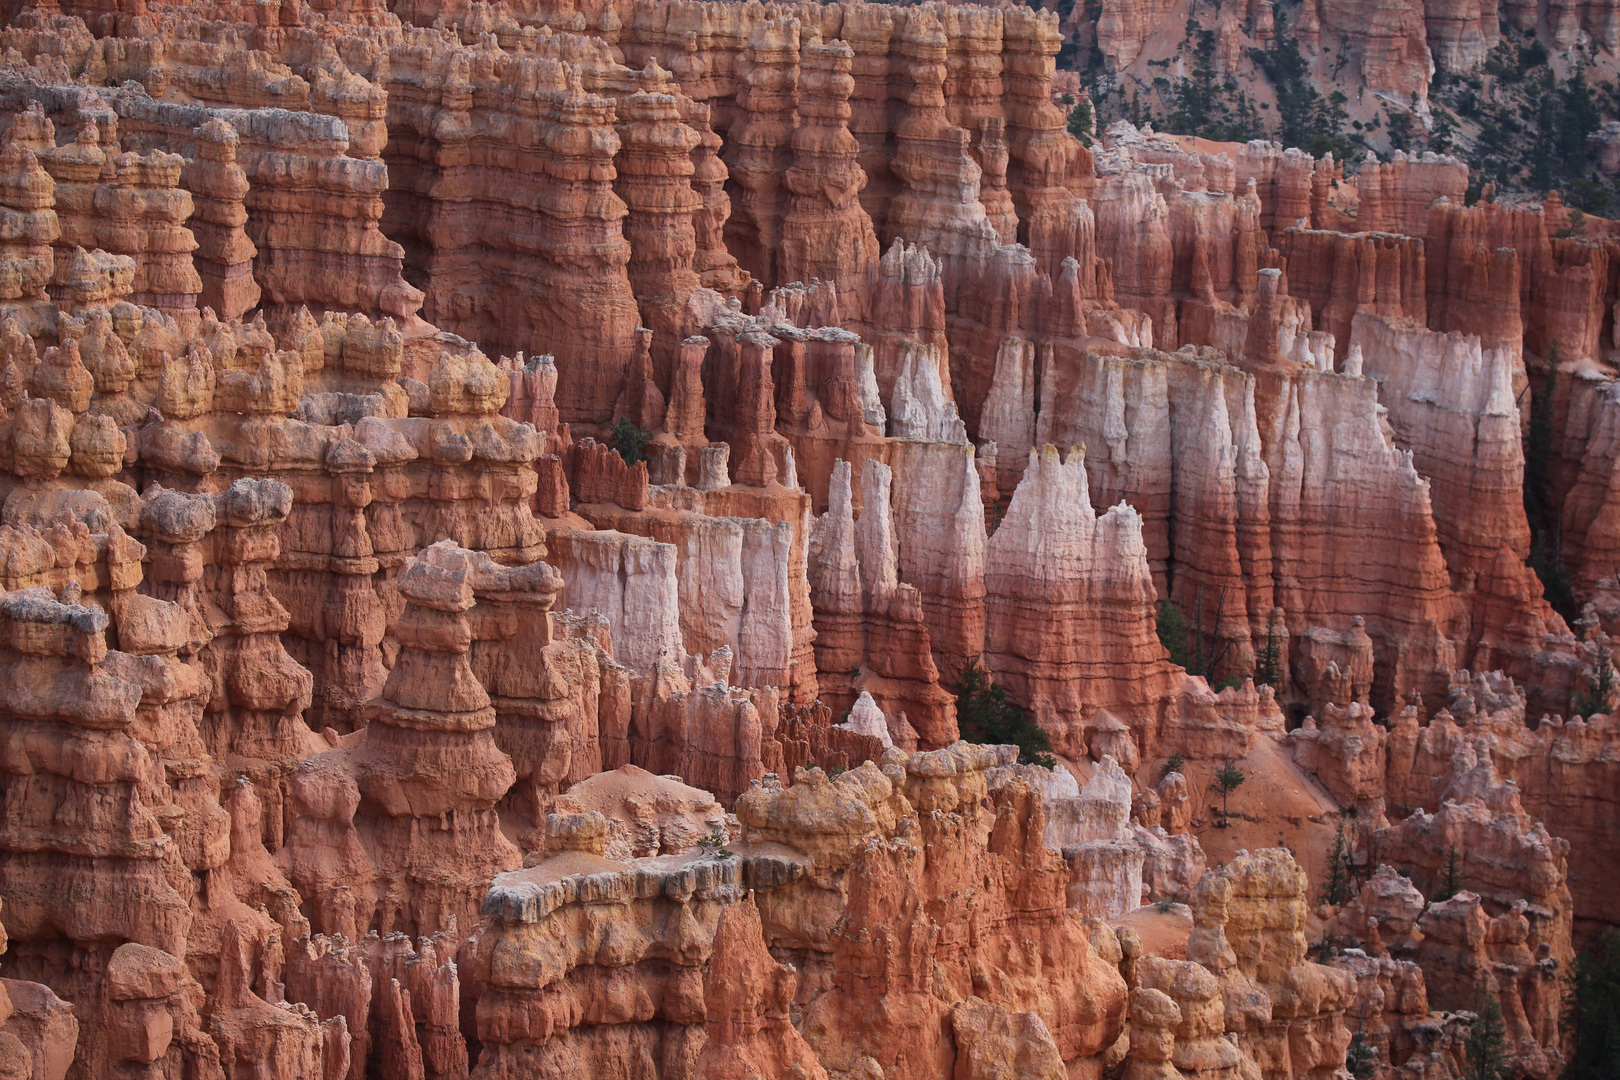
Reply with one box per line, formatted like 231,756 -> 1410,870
1089,0 -> 1613,158
0,1 -> 1615,1079
1281,672 -> 1588,1077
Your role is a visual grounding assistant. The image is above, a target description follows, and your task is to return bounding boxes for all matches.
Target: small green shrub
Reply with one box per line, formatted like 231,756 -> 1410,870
954,658 -> 1057,769
606,417 -> 652,467
696,827 -> 734,859
1157,600 -> 1190,669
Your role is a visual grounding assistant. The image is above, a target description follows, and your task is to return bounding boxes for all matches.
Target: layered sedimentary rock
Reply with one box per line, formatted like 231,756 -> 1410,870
1037,332 -> 1457,713
1425,0 -> 1499,70
466,743 -> 1132,1079
1284,659 -> 1617,948
884,8 -> 1005,302
724,17 -> 800,287
1352,154 -> 1470,237
0,900 -> 77,1080
1281,673 -> 1591,1080
183,119 -> 260,321
1349,313 -> 1571,700
382,41 -> 642,419
280,541 -> 528,940
467,828 -> 822,1079
808,458 -> 956,746
0,102 -> 202,332
0,68 -> 421,330
0,2 -> 1617,1078
0,571 -> 193,1076
1286,700 -> 1390,814
1391,673 -> 1613,931
610,62 -> 705,375
1096,0 -> 1178,70
983,443 -> 1180,755
739,746 -> 1129,1078
779,40 -> 879,313
1105,847 -> 1360,1080
0,501 -> 343,1076
1288,706 -> 1575,1078
1383,810 -> 1568,1075
1185,850 -> 1357,1080
552,764 -> 729,859
1278,229 -> 1426,361
1333,957 -> 1466,1078
1125,966 -> 1257,1080
1038,755 -> 1148,917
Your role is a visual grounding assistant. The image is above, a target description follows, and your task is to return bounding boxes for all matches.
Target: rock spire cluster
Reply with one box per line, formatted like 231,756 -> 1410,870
0,1 -> 1608,1078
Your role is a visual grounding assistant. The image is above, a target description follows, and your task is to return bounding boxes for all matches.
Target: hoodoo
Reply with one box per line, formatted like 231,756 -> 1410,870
0,0 -> 1614,1077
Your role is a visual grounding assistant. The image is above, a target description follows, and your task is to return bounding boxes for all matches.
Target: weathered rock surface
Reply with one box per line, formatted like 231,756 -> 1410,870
279,540 -> 528,942
0,2 -> 1616,1078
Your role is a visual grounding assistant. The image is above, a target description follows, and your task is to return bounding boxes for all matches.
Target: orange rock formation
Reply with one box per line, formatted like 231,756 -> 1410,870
0,1 -> 1611,1077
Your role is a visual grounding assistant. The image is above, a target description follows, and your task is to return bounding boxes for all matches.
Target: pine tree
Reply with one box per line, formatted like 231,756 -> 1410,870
1345,1031 -> 1379,1080
1067,99 -> 1095,147
1524,343 -> 1558,529
1600,640 -> 1616,714
1464,989 -> 1509,1080
953,658 -> 1057,768
1255,609 -> 1284,688
1321,817 -> 1352,907
1573,637 -> 1617,720
1209,759 -> 1246,827
1436,846 -> 1463,903
1564,928 -> 1620,1080
1157,600 -> 1190,669
606,417 -> 652,466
